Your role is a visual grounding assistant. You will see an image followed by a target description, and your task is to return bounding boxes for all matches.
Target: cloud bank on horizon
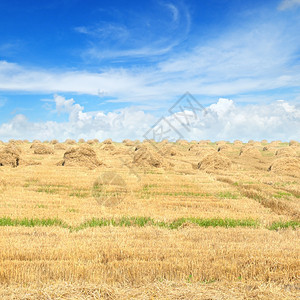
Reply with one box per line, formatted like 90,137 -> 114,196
0,0 -> 299,141
0,95 -> 299,142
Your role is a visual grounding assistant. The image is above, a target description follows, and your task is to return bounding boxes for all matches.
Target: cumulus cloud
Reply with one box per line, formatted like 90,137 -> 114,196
208,98 -> 235,118
185,99 -> 300,142
0,95 -> 157,142
0,95 -> 299,142
53,95 -> 86,123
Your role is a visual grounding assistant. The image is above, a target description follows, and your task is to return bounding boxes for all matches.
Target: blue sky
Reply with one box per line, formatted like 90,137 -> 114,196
0,0 -> 299,141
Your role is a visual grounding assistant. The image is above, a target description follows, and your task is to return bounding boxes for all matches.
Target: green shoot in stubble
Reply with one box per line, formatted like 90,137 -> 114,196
1,217 -> 299,231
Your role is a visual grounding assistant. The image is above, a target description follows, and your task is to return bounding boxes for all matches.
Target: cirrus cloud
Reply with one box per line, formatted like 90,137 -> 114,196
278,0 -> 300,10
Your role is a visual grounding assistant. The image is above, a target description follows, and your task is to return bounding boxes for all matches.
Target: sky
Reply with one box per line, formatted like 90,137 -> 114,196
0,0 -> 299,142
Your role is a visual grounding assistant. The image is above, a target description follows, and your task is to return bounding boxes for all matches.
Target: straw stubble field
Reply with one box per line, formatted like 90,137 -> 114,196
0,139 -> 299,299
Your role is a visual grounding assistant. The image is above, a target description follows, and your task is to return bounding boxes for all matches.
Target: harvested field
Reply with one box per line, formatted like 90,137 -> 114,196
159,144 -> 180,156
103,138 -> 113,144
0,140 -> 299,299
198,153 -> 231,172
217,144 -> 233,152
275,147 -> 298,157
133,144 -> 166,168
65,139 -> 76,145
289,140 -> 298,146
32,143 -> 54,155
101,143 -> 116,152
59,145 -> 102,169
0,145 -> 21,167
239,146 -> 262,158
195,147 -> 217,157
50,139 -> 59,145
54,143 -> 67,150
269,157 -> 300,177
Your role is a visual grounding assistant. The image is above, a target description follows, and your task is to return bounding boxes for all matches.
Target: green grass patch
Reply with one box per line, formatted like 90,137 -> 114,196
76,217 -> 258,231
37,186 -> 59,194
69,190 -> 90,198
142,184 -> 158,191
77,216 -> 154,231
140,191 -> 211,198
167,218 -> 258,229
66,208 -> 79,213
35,184 -> 71,195
0,217 -> 67,228
273,191 -> 292,199
217,192 -> 238,199
269,221 -> 300,230
23,178 -> 40,188
35,204 -> 48,209
4,217 -> 296,231
233,181 -> 255,186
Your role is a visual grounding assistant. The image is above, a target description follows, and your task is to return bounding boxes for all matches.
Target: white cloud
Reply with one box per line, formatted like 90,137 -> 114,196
208,98 -> 235,118
278,0 -> 300,10
54,95 -> 79,114
163,98 -> 300,142
53,94 -> 86,122
75,24 -> 129,41
75,2 -> 190,61
0,96 -> 7,108
0,95 -> 157,142
0,6 -> 299,111
0,61 -> 148,100
85,42 -> 179,60
0,13 -> 299,106
0,95 -> 299,142
165,3 -> 179,22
